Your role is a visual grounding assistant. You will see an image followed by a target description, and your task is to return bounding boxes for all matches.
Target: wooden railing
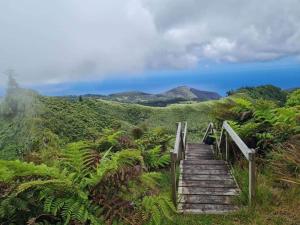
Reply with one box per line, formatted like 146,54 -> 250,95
203,121 -> 256,205
170,122 -> 187,206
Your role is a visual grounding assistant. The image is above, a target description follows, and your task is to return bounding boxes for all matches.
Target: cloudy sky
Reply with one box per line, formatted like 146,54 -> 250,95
0,0 -> 300,95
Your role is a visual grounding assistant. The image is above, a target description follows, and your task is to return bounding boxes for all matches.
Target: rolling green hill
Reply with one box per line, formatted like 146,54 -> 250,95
62,86 -> 221,106
0,88 -> 213,160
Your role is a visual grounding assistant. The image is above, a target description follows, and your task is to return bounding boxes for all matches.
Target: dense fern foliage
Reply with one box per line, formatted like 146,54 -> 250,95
211,89 -> 300,189
0,128 -> 175,224
0,114 -> 176,224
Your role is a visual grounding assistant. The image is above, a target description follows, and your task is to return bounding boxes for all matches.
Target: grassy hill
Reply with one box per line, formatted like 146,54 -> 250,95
0,90 -> 213,160
62,86 -> 221,107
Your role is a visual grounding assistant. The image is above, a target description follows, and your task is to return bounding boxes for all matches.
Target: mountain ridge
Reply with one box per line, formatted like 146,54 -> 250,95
76,86 -> 221,106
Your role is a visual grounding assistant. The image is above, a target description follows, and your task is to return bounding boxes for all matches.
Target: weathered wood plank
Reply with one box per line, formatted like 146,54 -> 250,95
186,149 -> 213,152
186,152 -> 214,156
187,146 -> 212,150
178,179 -> 236,188
181,164 -> 228,170
185,154 -> 213,157
188,143 -> 212,147
186,152 -> 213,155
178,195 -> 233,204
178,187 -> 239,195
185,156 -> 214,160
181,174 -> 233,181
186,149 -> 213,154
181,160 -> 226,165
178,203 -> 238,213
186,155 -> 214,158
187,148 -> 212,152
181,169 -> 230,175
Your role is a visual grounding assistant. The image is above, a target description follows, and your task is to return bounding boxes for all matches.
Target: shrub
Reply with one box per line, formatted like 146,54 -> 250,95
286,89 -> 300,107
131,127 -> 144,139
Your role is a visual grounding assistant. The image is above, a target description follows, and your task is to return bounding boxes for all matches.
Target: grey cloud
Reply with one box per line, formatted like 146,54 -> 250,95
147,0 -> 300,62
0,0 -> 299,85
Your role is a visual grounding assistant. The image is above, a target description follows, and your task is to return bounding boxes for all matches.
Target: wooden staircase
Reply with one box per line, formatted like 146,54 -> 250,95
170,122 -> 256,214
177,143 -> 239,213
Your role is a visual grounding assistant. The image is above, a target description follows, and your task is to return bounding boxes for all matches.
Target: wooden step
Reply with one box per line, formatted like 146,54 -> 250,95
178,195 -> 233,204
181,168 -> 230,175
181,164 -> 228,170
186,153 -> 214,156
187,148 -> 212,153
181,160 -> 226,165
186,156 -> 215,160
181,174 -> 233,181
185,156 -> 215,159
178,143 -> 239,214
178,187 -> 239,195
178,203 -> 238,214
178,179 -> 236,188
188,143 -> 211,148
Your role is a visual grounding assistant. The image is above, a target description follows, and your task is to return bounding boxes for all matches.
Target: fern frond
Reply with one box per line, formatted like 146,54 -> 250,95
87,150 -> 143,187
0,160 -> 64,182
143,146 -> 170,170
142,195 -> 175,225
140,172 -> 163,189
15,179 -> 70,195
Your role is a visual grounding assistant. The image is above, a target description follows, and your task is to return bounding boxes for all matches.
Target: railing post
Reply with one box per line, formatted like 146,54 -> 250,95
248,150 -> 256,205
180,131 -> 184,160
218,127 -> 224,157
225,132 -> 229,161
182,122 -> 187,160
170,152 -> 177,206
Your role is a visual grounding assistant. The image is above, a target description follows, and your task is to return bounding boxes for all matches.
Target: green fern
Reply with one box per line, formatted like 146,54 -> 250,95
140,172 -> 163,189
142,195 -> 175,225
0,159 -> 64,182
143,146 -> 170,170
87,149 -> 143,186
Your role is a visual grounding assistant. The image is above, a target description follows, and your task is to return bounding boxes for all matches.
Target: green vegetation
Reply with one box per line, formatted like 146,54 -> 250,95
68,86 -> 220,107
0,83 -> 299,224
286,89 -> 300,106
0,89 -> 211,160
0,122 -> 176,224
185,87 -> 300,224
227,85 -> 287,105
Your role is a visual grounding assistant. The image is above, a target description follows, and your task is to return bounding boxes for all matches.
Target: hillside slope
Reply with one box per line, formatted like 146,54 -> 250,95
0,91 -> 213,159
163,86 -> 220,100
66,86 -> 221,106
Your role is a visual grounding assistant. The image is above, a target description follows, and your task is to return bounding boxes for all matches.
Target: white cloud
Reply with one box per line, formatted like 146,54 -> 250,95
0,0 -> 299,85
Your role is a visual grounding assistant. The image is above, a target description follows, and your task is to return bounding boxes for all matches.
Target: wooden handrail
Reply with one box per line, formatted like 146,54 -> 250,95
173,122 -> 182,157
202,121 -> 256,205
201,122 -> 213,143
222,121 -> 254,160
182,121 -> 187,154
170,122 -> 187,206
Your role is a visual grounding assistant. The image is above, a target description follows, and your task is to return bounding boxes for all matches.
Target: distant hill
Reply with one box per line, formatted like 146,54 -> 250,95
286,87 -> 300,93
65,86 -> 221,106
163,86 -> 221,101
227,85 -> 287,105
